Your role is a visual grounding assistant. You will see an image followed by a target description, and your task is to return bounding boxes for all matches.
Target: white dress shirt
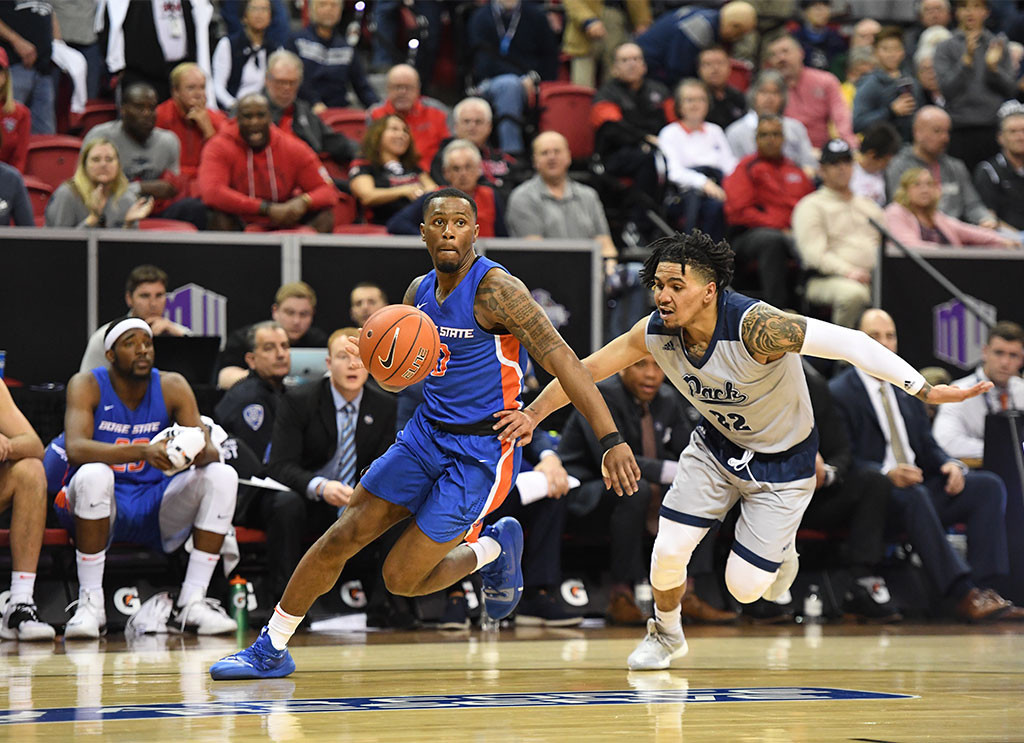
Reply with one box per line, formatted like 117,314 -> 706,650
933,367 -> 1024,461
855,368 -> 918,473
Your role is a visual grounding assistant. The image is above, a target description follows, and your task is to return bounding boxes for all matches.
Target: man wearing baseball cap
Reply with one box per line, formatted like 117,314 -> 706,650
54,318 -> 239,639
792,138 -> 887,328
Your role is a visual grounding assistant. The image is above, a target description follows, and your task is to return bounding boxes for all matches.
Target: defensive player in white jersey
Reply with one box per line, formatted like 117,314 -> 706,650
496,230 -> 992,670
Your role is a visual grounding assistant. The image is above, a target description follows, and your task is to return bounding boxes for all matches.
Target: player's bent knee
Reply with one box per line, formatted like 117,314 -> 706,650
650,520 -> 707,592
72,463 -> 114,520
725,553 -> 776,604
11,457 -> 46,492
193,464 -> 238,535
380,562 -> 419,597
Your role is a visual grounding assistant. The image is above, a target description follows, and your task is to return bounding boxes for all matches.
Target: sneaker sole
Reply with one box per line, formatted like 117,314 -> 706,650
626,639 -> 689,671
436,621 -> 471,631
64,625 -> 106,640
516,615 -> 583,628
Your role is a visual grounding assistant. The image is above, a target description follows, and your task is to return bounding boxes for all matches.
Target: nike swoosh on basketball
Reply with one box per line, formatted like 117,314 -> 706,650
378,328 -> 400,369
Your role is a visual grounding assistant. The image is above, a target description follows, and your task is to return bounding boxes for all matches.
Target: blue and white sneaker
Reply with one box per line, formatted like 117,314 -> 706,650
478,517 -> 524,620
209,627 -> 295,680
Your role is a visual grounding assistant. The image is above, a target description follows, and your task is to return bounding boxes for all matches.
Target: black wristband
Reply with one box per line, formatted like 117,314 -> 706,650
259,200 -> 270,216
600,431 -> 625,452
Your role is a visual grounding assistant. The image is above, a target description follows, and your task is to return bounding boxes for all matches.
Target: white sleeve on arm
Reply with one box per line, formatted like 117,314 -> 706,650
801,317 -> 926,395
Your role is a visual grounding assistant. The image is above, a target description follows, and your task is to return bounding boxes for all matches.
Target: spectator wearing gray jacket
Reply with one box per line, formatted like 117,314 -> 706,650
932,0 -> 1016,170
885,106 -> 997,228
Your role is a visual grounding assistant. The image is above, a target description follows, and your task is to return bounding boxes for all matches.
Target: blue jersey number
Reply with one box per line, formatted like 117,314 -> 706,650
708,409 -> 751,432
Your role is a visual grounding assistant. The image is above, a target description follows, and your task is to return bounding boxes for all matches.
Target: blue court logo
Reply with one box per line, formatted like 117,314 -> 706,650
0,687 -> 915,725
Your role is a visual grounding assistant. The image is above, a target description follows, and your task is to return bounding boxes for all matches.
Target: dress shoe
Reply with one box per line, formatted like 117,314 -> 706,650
741,597 -> 794,624
681,592 -> 738,624
606,592 -> 646,626
955,587 -> 1016,622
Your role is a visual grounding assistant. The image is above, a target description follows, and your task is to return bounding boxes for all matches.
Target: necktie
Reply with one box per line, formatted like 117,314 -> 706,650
1000,390 -> 1010,411
878,381 -> 909,465
334,403 -> 357,487
641,401 -> 663,536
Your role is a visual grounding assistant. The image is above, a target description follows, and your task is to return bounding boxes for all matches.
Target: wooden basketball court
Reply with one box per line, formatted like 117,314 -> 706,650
2,622 -> 1021,741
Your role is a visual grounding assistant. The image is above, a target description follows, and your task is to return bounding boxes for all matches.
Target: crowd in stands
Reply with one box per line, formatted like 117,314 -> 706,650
3,0 -> 1024,639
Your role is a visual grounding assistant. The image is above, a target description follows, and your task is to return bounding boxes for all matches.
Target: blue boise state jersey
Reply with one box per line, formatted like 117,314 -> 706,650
415,255 -> 528,426
90,367 -> 170,485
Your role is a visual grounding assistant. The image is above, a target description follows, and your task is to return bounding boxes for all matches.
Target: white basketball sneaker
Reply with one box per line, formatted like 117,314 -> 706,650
172,598 -> 237,635
762,541 -> 800,602
627,618 -> 689,671
64,590 -> 106,640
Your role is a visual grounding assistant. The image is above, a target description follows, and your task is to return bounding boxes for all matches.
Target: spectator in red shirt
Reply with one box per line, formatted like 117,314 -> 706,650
199,94 -> 338,232
155,62 -> 228,197
0,49 -> 30,173
723,114 -> 815,308
368,64 -> 450,172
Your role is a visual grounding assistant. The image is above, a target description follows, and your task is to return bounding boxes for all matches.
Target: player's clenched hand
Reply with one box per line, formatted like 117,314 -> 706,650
143,441 -> 175,471
493,408 -> 538,445
925,380 -> 993,404
601,442 -> 641,496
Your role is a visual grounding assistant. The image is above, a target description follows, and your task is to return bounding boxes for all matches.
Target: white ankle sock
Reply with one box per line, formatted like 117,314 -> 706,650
655,604 -> 682,637
177,549 -> 220,607
9,571 -> 36,605
267,604 -> 304,650
76,550 -> 106,599
469,536 -> 501,571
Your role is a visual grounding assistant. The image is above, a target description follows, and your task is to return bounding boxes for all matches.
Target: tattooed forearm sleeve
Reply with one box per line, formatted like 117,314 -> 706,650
741,303 -> 808,356
476,270 -> 565,365
403,276 -> 425,306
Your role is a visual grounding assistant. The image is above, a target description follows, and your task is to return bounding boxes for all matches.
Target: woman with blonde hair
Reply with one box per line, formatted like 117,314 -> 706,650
0,49 -> 31,173
349,114 -> 436,225
45,139 -> 154,228
884,167 -> 1018,248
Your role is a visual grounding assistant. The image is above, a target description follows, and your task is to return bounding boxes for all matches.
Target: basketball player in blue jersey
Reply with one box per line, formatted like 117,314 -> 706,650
497,230 -> 992,671
56,319 -> 239,639
211,187 -> 641,680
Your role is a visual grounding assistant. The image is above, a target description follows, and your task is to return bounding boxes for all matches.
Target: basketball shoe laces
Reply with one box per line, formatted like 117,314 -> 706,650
173,597 -> 229,632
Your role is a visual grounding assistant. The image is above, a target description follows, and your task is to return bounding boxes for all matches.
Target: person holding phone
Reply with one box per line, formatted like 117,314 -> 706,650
854,26 -> 919,142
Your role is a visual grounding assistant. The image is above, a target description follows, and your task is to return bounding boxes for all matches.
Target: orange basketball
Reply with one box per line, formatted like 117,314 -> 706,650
358,304 -> 440,387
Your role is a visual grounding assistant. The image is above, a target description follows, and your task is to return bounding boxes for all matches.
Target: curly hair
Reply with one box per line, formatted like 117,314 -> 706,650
361,114 -> 421,171
639,230 -> 735,290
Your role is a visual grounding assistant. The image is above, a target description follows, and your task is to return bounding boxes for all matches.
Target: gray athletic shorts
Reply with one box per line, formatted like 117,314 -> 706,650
661,429 -> 816,570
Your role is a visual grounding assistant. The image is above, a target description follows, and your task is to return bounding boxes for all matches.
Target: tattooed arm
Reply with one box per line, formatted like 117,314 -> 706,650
741,303 -> 991,405
402,275 -> 426,306
477,269 -> 640,495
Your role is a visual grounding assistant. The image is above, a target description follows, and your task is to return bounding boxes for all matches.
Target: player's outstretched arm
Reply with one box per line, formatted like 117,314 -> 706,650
477,270 -> 641,495
741,303 -> 993,404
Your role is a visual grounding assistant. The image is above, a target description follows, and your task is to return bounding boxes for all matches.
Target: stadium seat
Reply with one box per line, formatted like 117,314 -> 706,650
320,107 -> 368,143
23,175 -> 54,219
138,218 -> 199,232
728,58 -> 754,93
333,191 -> 358,228
72,100 -> 118,137
25,135 -> 83,191
537,82 -> 596,161
333,223 -> 387,234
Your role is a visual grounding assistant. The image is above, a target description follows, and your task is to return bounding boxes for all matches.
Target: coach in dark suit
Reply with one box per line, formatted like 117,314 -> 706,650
829,309 -> 1023,621
264,329 -> 397,605
558,355 -> 731,626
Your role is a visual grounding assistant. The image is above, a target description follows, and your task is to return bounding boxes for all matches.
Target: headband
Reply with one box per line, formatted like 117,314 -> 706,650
104,318 -> 153,351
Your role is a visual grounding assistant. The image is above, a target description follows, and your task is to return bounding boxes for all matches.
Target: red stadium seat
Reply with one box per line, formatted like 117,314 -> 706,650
72,100 -> 118,137
320,107 -> 368,143
23,175 -> 54,219
333,223 -> 387,234
728,58 -> 754,93
25,135 -> 83,191
138,218 -> 198,232
333,191 -> 358,228
537,82 -> 596,161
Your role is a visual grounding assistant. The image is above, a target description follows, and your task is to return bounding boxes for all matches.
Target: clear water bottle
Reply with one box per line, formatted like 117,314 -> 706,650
802,584 -> 824,624
635,580 -> 654,618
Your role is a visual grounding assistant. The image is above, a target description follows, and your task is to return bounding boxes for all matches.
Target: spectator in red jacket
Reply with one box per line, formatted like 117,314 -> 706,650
368,64 -> 450,172
199,94 -> 338,232
155,62 -> 228,197
0,48 -> 31,173
723,114 -> 815,308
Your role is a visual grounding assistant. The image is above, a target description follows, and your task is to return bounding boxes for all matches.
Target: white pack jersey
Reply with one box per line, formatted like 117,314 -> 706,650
644,291 -> 814,455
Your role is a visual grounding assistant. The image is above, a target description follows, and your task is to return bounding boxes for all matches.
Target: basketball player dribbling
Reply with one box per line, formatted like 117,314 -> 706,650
211,187 -> 641,679
496,230 -> 992,671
